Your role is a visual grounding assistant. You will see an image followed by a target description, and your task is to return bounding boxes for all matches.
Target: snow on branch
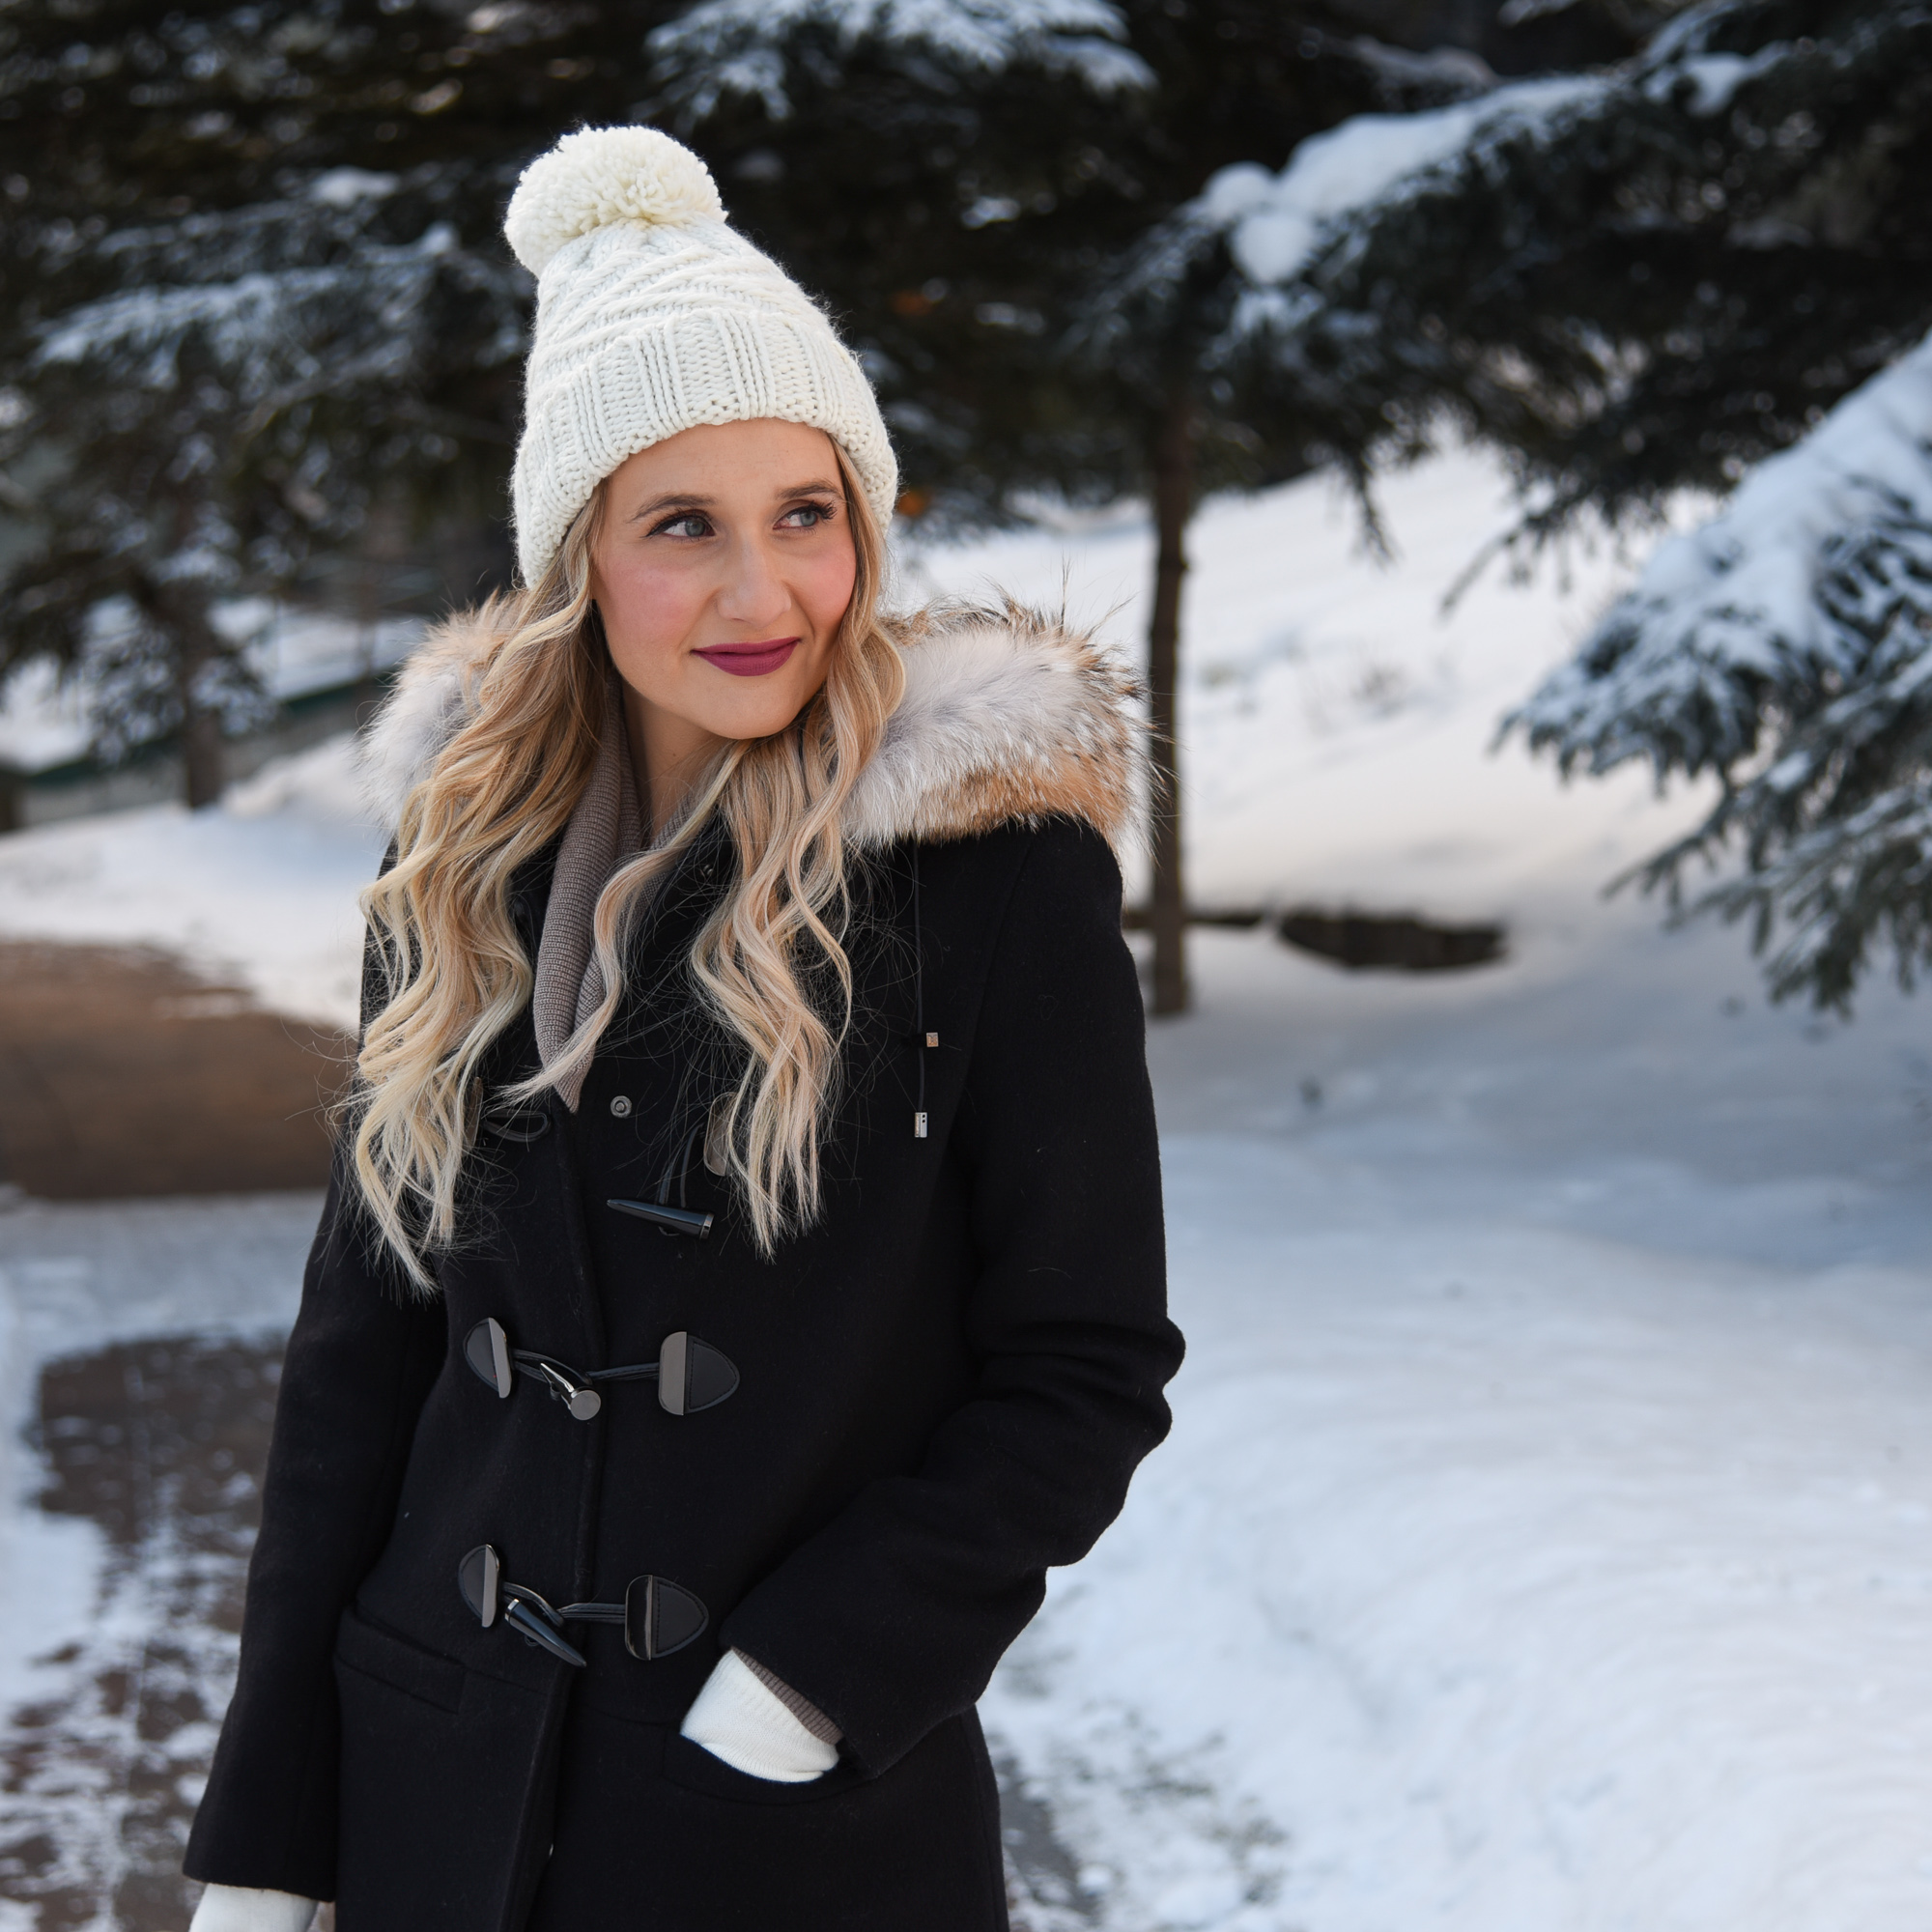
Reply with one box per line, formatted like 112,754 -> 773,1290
1170,0 -> 1790,336
1188,74 -> 1600,293
1510,329 -> 1932,781
34,215 -> 494,407
1494,328 -> 1932,1008
648,0 -> 1150,120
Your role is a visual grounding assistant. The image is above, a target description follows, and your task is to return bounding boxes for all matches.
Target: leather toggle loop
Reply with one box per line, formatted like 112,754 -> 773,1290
463,1319 -> 739,1418
457,1546 -> 708,1666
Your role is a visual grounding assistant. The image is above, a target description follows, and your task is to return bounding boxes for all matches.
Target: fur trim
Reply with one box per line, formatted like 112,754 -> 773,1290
358,596 -> 1144,850
847,601 -> 1143,849
358,603 -> 501,829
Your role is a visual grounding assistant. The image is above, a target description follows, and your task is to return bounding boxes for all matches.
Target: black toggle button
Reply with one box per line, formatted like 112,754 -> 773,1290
534,1359 -> 603,1421
608,1197 -> 713,1239
504,1597 -> 586,1666
458,1542 -> 500,1626
465,1317 -> 515,1400
656,1329 -> 739,1416
464,1319 -> 739,1418
481,1094 -> 553,1144
623,1574 -> 710,1662
457,1545 -> 706,1667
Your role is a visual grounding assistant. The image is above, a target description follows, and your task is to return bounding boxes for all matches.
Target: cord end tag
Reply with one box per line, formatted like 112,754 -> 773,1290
914,1112 -> 928,1140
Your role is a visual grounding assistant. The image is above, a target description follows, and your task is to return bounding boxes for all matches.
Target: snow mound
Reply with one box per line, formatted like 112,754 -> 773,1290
225,733 -> 372,825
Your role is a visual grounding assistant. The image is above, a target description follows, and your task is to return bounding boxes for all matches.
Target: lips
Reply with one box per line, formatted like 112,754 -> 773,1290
694,639 -> 800,677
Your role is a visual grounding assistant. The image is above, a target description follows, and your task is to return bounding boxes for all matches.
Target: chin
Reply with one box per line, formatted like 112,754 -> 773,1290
701,680 -> 824,744
703,702 -> 810,745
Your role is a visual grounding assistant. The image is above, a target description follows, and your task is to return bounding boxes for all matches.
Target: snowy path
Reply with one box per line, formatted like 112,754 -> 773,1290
990,930 -> 1932,1932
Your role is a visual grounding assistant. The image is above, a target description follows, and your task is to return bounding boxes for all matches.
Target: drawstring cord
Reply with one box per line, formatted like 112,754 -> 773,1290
912,848 -> 930,1140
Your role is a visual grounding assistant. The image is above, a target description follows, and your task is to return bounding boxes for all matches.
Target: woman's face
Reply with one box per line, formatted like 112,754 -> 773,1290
589,419 -> 859,770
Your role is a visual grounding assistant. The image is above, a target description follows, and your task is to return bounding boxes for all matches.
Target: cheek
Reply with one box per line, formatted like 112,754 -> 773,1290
798,540 -> 859,636
598,560 -> 702,683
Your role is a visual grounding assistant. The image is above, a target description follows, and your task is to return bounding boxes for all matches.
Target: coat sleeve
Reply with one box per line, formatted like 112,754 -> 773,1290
185,1105 -> 444,1895
721,819 -> 1182,1774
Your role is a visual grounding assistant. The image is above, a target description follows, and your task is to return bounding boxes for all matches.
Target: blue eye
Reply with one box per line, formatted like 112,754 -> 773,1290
782,501 -> 837,528
653,511 -> 712,539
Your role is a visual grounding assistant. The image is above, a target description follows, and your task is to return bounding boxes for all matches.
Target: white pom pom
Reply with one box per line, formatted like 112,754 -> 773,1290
504,127 -> 725,276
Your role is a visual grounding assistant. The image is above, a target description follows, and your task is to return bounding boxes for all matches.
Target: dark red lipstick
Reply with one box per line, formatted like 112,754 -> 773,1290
694,638 -> 800,677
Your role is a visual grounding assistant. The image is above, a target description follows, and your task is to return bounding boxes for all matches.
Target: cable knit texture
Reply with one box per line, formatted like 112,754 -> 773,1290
680,1648 -> 841,1782
503,125 -> 898,582
187,1885 -> 317,1932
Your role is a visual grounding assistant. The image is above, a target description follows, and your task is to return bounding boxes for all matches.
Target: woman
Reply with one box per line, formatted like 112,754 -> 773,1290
183,126 -> 1180,1932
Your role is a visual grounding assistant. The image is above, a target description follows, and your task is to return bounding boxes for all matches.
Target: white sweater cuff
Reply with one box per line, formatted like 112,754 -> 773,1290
188,1886 -> 318,1932
679,1649 -> 839,1782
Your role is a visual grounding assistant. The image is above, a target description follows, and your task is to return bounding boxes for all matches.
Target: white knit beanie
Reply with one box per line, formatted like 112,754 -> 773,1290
503,126 -> 899,584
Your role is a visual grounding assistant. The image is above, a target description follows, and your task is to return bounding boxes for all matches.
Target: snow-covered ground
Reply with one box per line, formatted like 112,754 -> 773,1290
6,451 -> 1932,1930
0,736 -> 382,1025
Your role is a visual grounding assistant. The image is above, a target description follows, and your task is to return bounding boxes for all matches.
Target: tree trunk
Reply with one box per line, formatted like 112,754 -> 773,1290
172,616 -> 227,809
180,696 -> 225,810
1146,383 -> 1195,1016
140,578 -> 229,810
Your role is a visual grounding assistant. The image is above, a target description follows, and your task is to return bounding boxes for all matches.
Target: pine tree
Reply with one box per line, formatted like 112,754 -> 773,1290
1165,0 -> 1932,1004
0,0 -> 673,804
0,186 -> 527,803
1511,331 -> 1932,1010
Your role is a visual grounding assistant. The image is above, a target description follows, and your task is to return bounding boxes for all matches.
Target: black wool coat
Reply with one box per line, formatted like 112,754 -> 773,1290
185,603 -> 1183,1931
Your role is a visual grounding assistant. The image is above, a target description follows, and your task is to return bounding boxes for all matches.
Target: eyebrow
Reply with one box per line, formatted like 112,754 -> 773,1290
625,478 -> 843,521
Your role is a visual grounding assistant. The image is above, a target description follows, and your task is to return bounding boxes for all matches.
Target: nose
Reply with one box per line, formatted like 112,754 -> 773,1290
716,532 -> 791,632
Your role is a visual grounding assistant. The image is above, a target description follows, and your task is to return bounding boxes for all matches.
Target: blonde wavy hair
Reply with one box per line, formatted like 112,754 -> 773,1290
350,445 -> 904,1289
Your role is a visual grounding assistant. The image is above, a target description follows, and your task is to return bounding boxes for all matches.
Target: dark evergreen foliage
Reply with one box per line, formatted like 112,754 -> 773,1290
1225,0 -> 1932,536
0,0 -> 1665,850
0,0 -> 682,801
1219,0 -> 1932,1007
1658,508 -> 1932,1009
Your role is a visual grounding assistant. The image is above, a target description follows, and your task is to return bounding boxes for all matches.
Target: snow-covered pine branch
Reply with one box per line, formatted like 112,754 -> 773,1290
648,0 -> 1151,120
1158,0 -> 1931,532
1,172 -> 529,805
36,215 -> 515,446
1192,0 -> 1801,339
1510,332 -> 1932,783
1506,331 -> 1932,1008
1180,71 -> 1589,303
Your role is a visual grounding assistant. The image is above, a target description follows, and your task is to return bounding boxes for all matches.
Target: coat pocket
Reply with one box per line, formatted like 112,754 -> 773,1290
529,1708 -> 1009,1930
333,1611 -> 557,1932
335,1607 -> 467,1714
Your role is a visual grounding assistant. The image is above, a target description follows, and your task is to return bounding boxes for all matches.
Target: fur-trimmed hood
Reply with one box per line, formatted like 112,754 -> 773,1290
359,599 -> 1145,850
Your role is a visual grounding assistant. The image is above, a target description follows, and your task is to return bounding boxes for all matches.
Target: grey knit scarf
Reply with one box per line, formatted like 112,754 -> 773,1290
531,672 -> 645,1111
